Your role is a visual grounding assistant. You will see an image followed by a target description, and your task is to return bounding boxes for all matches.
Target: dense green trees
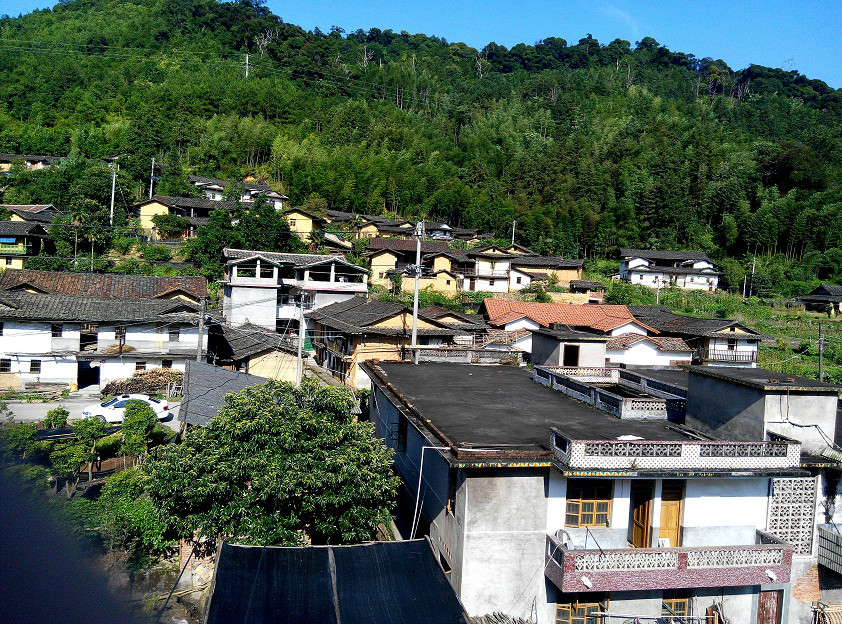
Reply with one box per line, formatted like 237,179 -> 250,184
143,378 -> 399,547
0,0 -> 839,287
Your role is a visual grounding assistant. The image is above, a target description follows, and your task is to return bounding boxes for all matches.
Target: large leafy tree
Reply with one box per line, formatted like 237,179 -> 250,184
143,379 -> 399,547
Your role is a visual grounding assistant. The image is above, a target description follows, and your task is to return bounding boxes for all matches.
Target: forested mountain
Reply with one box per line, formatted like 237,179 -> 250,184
1,0 -> 840,292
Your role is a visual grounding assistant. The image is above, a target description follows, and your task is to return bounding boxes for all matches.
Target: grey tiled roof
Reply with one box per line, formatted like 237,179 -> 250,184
307,298 -> 458,337
0,269 -> 208,299
0,291 -> 200,323
510,255 -> 584,269
620,248 -> 710,261
0,153 -> 63,164
180,361 -> 268,426
223,248 -> 345,266
629,305 -> 763,339
212,323 -> 299,360
189,175 -> 284,196
145,195 -> 238,212
0,221 -> 47,236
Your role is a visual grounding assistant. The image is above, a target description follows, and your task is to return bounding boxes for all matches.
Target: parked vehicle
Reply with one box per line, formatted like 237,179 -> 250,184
82,394 -> 168,423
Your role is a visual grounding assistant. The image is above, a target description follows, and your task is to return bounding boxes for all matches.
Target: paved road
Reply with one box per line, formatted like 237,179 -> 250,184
2,395 -> 182,432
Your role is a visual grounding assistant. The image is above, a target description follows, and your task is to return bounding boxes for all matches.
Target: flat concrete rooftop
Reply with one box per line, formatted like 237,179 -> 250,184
687,365 -> 841,392
367,362 -> 696,454
625,367 -> 690,389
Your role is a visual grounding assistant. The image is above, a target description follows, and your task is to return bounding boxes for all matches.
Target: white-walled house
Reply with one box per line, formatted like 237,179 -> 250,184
630,305 -> 764,367
365,361 -> 817,624
221,248 -> 369,335
605,334 -> 694,366
0,270 -> 208,390
0,293 -> 206,390
480,300 -> 655,354
188,175 -> 288,209
619,249 -> 721,291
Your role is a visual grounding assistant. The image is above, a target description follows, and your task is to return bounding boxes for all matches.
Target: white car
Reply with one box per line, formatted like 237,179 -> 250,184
82,394 -> 169,424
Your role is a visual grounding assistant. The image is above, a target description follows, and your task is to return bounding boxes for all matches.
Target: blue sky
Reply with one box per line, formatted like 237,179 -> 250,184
5,0 -> 841,88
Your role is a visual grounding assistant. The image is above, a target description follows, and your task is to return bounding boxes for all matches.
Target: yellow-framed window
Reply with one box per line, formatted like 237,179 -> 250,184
565,479 -> 612,527
556,598 -> 608,624
662,593 -> 690,618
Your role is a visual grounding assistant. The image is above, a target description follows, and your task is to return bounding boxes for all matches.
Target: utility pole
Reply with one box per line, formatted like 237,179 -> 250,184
748,256 -> 756,297
245,52 -> 249,78
742,274 -> 747,298
819,322 -> 825,382
656,276 -> 661,305
511,220 -> 516,246
149,157 -> 155,199
410,221 -> 423,365
296,296 -> 305,387
109,164 -> 117,226
195,298 -> 206,362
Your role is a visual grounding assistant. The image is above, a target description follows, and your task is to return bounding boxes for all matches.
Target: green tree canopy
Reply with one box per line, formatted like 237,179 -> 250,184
143,379 -> 399,547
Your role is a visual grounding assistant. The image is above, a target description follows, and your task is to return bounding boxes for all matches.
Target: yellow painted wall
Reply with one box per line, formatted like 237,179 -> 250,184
284,211 -> 319,241
8,214 -> 25,223
370,251 -> 398,286
139,201 -> 171,240
400,275 -> 459,295
372,312 -> 440,330
247,350 -> 299,382
1,257 -> 25,270
432,256 -> 454,272
519,267 -> 583,285
358,223 -> 380,239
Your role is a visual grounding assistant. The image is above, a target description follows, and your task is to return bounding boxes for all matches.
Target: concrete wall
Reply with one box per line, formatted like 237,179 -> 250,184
682,478 -> 769,547
686,372 -> 838,454
225,284 -> 278,329
763,393 -> 838,455
461,468 -> 550,621
531,334 -> 607,367
606,342 -> 692,367
685,374 -> 768,440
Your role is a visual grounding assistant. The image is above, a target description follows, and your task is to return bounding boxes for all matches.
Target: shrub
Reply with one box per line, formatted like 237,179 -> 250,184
44,406 -> 69,429
100,468 -> 172,555
141,244 -> 172,262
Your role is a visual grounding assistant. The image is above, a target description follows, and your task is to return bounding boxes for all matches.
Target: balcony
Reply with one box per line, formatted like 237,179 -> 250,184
461,269 -> 510,278
545,530 -> 792,593
697,348 -> 757,363
551,430 -> 802,474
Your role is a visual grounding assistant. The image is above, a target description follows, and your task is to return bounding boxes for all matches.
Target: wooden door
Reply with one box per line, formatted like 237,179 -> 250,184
659,481 -> 684,547
630,482 -> 653,548
757,590 -> 781,624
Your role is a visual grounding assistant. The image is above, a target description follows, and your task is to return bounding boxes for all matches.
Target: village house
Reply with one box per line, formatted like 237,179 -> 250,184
281,207 -> 328,242
207,322 -> 304,382
0,153 -> 63,173
321,210 -> 487,243
364,360 -> 839,624
630,305 -> 765,367
0,222 -> 48,270
136,195 -> 237,240
188,174 -> 288,209
480,299 -> 656,353
795,284 -> 842,315
618,249 -> 721,291
221,248 -> 369,335
569,279 -> 607,303
0,293 -> 205,391
1,204 -> 60,225
0,270 -> 208,390
306,298 -> 458,388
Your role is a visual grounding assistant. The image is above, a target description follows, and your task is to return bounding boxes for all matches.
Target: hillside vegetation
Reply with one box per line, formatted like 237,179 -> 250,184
0,0 -> 840,294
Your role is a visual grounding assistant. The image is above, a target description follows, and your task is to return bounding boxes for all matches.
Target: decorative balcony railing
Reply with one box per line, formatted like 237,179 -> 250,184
545,530 -> 792,593
534,367 -> 685,421
697,349 -> 757,363
551,429 -> 801,473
